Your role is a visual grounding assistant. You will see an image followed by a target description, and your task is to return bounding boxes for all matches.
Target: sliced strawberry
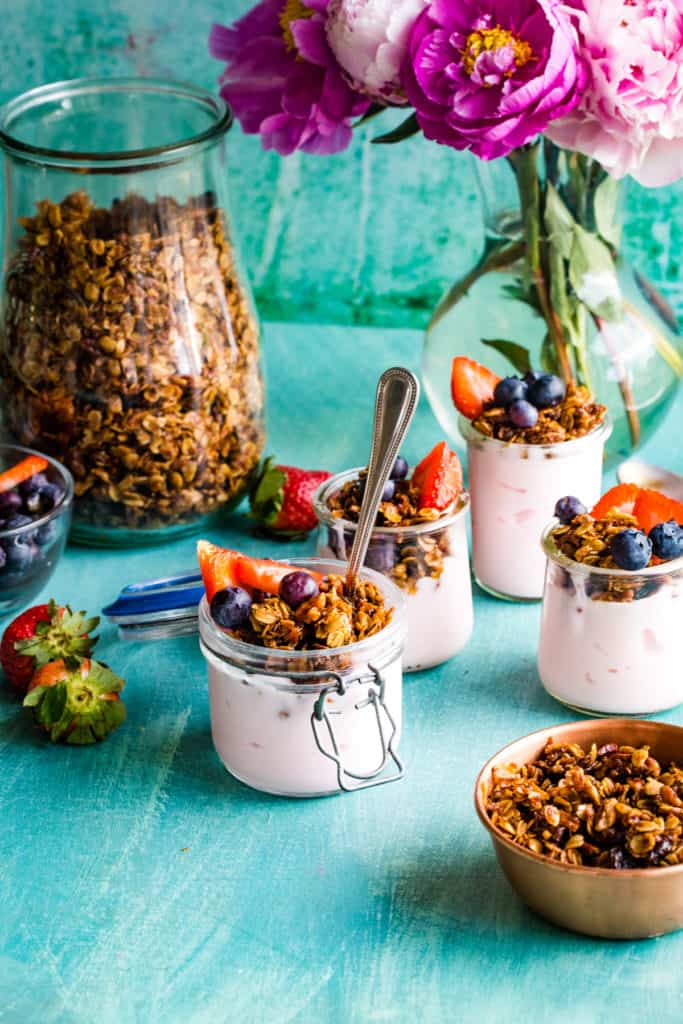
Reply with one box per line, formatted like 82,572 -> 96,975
0,454 -> 48,495
197,541 -> 241,601
591,483 -> 642,520
412,442 -> 463,511
633,489 -> 683,534
236,554 -> 323,595
451,357 -> 501,420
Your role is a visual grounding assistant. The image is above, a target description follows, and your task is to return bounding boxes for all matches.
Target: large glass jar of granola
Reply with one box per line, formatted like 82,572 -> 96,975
0,79 -> 264,545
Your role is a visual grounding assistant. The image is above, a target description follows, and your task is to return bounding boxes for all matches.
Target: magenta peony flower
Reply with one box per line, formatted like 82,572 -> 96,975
546,1 -> 683,187
325,0 -> 428,105
209,0 -> 370,156
402,0 -> 584,159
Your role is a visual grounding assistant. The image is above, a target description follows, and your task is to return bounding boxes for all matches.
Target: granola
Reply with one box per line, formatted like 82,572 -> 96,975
326,473 -> 462,593
0,190 -> 264,533
485,739 -> 683,869
473,383 -> 606,444
233,574 -> 393,650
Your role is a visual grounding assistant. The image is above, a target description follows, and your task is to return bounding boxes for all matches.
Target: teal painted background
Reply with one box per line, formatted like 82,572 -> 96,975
3,0 -> 683,328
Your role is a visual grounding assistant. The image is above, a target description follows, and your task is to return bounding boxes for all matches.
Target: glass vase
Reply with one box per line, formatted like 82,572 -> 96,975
0,78 -> 265,545
422,149 -> 683,465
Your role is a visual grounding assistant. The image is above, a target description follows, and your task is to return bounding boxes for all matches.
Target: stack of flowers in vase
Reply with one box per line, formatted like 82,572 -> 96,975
210,0 -> 683,459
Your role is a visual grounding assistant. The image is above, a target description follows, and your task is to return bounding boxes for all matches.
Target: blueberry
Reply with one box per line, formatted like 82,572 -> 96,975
3,536 -> 37,572
279,571 -> 319,609
493,376 -> 528,408
610,528 -> 652,571
523,370 -> 542,385
649,519 -> 683,561
23,490 -> 43,515
390,456 -> 409,481
4,514 -> 34,532
0,490 -> 22,515
381,479 -> 396,502
607,847 -> 637,870
554,495 -> 587,525
210,586 -> 252,629
35,520 -> 58,547
0,546 -> 6,571
39,481 -> 65,512
508,399 -> 538,429
19,472 -> 48,498
364,540 -> 396,575
527,373 -> 566,409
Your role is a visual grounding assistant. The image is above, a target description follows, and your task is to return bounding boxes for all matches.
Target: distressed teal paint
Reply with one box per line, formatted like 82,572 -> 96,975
1,0 -> 681,328
1,321 -> 683,1023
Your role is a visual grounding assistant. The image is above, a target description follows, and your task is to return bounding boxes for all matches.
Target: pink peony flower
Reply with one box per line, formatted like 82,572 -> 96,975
325,0 -> 428,105
402,0 -> 584,160
546,1 -> 683,187
209,0 -> 369,156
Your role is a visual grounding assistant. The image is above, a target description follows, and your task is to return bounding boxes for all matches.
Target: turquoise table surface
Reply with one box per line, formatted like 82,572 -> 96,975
2,321 -> 683,1024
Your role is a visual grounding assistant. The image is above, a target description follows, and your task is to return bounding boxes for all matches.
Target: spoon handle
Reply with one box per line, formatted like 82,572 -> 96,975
346,367 -> 420,587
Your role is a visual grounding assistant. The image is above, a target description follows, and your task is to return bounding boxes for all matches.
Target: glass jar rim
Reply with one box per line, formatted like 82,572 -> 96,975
198,556 -> 406,684
312,467 -> 470,536
541,521 -> 683,579
0,442 -> 74,539
460,412 -> 613,454
0,77 -> 232,167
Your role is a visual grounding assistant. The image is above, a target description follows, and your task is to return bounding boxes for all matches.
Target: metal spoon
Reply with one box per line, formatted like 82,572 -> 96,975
345,367 -> 420,589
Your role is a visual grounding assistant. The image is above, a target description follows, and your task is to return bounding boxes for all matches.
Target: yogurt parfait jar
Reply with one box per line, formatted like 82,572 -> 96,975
314,468 -> 473,672
462,415 -> 612,601
538,526 -> 683,716
199,557 -> 406,796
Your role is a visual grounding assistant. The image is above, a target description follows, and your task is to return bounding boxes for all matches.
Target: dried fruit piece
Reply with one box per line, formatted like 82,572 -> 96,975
450,356 -> 501,420
24,658 -> 125,744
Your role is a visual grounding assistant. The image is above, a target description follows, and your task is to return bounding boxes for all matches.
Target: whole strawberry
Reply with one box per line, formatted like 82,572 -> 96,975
24,658 -> 125,744
0,600 -> 99,693
250,457 -> 331,538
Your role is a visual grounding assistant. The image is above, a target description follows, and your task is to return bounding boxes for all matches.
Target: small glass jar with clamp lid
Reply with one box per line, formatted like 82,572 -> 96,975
198,557 -> 406,797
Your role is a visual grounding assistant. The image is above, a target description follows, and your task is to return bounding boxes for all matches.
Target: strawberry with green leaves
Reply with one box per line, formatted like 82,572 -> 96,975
1,600 -> 99,693
250,457 -> 331,538
24,658 -> 126,745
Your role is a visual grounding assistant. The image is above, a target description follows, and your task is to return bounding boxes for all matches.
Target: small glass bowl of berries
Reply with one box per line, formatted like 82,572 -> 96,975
0,444 -> 73,618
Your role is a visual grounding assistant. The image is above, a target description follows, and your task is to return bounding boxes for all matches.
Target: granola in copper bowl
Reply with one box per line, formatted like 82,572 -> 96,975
320,443 -> 466,594
0,190 -> 264,538
485,738 -> 683,870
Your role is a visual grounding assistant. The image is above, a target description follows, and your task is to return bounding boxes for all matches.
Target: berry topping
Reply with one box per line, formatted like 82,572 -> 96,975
591,483 -> 641,520
381,479 -> 396,502
210,586 -> 252,629
610,529 -> 652,571
508,399 -> 538,429
364,540 -> 396,575
633,488 -> 683,535
493,376 -> 528,408
527,373 -> 566,409
279,571 -> 319,608
523,370 -> 542,384
250,457 -> 332,538
450,356 -> 501,420
554,495 -> 587,525
649,520 -> 683,561
411,441 -> 463,511
0,490 -> 22,515
197,541 -> 240,601
390,455 -> 409,480
197,541 -> 324,602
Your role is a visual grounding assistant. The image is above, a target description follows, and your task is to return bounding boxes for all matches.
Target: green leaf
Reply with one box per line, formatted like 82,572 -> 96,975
354,103 -> 386,127
371,114 -> 420,145
544,183 -> 576,260
480,338 -> 532,374
539,333 -> 559,375
594,176 -> 621,248
568,226 -> 623,322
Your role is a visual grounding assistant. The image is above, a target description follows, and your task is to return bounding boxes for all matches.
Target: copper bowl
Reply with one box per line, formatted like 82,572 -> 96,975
475,718 -> 683,940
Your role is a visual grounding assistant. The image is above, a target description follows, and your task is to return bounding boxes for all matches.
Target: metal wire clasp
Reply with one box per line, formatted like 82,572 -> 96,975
310,664 -> 404,793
